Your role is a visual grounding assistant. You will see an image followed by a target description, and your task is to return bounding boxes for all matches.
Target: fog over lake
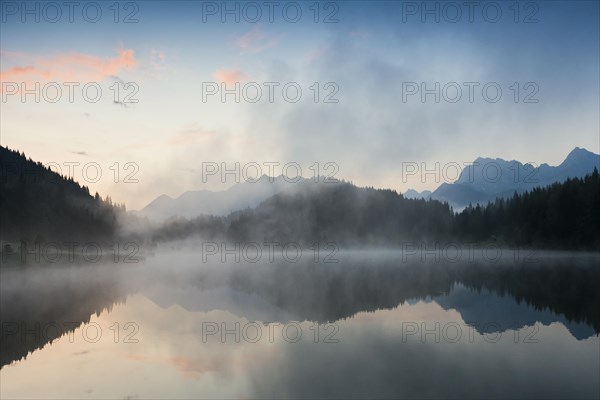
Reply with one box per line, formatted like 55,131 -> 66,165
2,251 -> 598,399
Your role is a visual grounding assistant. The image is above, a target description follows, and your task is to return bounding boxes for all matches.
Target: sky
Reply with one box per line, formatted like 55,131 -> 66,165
1,0 -> 599,210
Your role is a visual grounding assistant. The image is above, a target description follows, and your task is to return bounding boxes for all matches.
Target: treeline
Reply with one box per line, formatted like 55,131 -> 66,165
225,181 -> 455,246
153,170 -> 600,250
150,181 -> 455,246
456,169 -> 600,249
0,146 -> 123,244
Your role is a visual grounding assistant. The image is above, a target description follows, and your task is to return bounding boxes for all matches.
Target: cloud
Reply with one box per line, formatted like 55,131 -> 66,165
0,66 -> 35,80
168,124 -> 216,146
0,47 -> 137,92
213,68 -> 248,85
235,27 -> 279,54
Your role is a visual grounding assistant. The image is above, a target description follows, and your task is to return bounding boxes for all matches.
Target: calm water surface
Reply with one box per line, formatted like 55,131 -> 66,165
1,251 -> 599,399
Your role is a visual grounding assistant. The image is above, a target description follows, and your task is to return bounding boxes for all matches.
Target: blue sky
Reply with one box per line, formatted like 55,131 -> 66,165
1,1 -> 598,209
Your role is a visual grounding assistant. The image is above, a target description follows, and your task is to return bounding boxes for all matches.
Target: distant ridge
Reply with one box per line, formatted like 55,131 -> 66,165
406,147 -> 599,210
403,189 -> 432,200
136,175 -> 310,221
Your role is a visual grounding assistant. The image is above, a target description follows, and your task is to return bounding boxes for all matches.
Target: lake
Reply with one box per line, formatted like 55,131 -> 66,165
1,250 -> 599,399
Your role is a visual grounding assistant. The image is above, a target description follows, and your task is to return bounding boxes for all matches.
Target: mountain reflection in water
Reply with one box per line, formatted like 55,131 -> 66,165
1,251 -> 598,399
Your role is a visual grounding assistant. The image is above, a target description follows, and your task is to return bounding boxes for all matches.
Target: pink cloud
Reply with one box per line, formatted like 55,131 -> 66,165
213,68 -> 248,85
0,66 -> 35,80
0,47 -> 137,91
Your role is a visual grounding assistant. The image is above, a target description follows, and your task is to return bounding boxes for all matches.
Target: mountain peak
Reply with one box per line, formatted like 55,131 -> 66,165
561,147 -> 598,168
150,194 -> 174,204
403,189 -> 432,199
566,146 -> 594,157
432,147 -> 600,211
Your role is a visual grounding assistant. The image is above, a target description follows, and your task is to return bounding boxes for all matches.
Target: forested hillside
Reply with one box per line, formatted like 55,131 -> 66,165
0,146 -> 123,244
456,168 -> 600,249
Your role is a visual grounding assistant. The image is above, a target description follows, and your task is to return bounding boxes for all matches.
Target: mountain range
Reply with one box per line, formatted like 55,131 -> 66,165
407,147 -> 599,210
140,147 -> 599,220
135,175 -> 309,222
3,145 -> 598,250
